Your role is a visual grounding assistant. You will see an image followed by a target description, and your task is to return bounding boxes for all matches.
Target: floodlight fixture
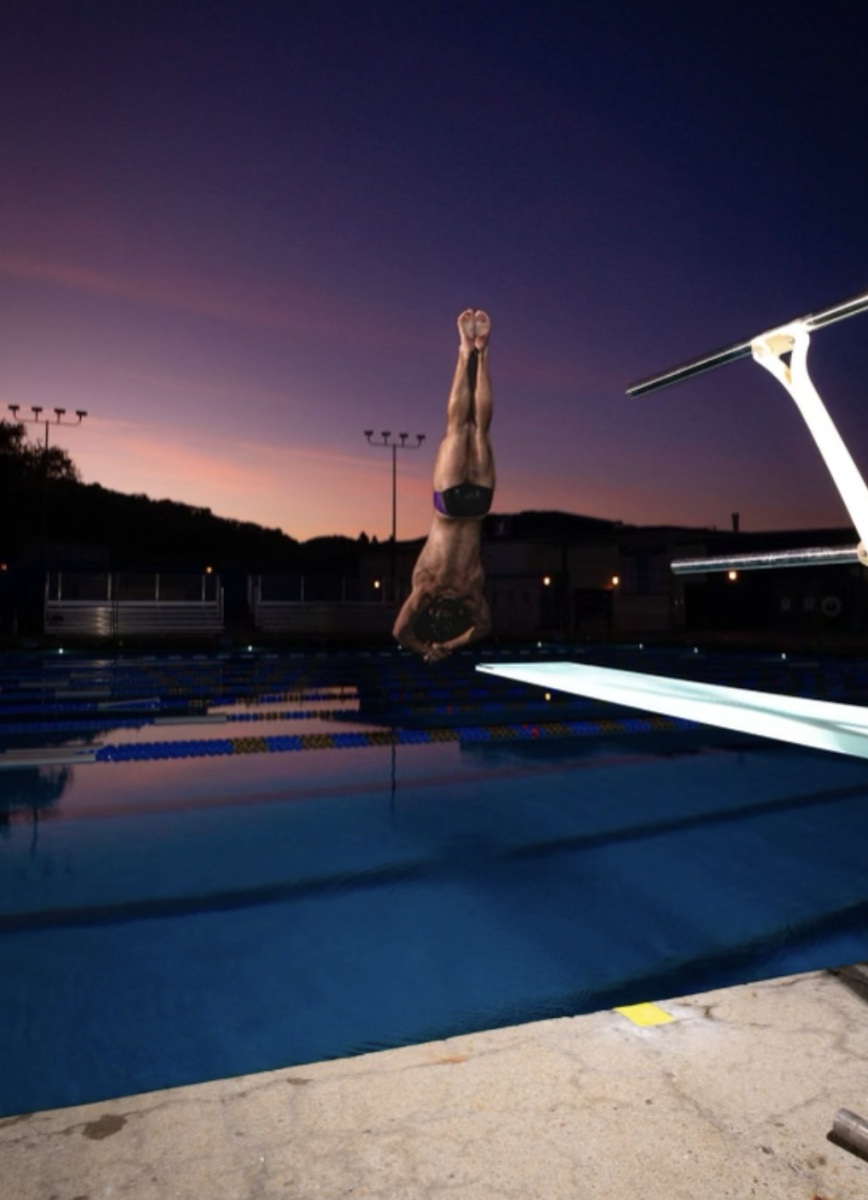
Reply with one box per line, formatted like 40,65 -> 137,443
363,426 -> 428,598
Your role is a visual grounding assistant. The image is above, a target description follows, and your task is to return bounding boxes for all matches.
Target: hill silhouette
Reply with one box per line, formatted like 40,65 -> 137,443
1,419 -> 364,572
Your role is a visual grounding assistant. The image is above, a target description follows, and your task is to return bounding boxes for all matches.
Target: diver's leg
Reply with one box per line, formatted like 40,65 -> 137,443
445,309 -> 476,432
470,311 -> 495,486
473,312 -> 492,433
434,310 -> 477,490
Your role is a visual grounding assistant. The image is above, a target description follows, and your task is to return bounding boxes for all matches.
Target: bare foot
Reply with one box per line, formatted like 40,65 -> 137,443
473,310 -> 491,351
457,309 -> 476,352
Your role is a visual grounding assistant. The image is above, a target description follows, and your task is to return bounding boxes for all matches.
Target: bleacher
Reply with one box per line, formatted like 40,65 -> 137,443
248,574 -> 394,636
43,573 -> 224,638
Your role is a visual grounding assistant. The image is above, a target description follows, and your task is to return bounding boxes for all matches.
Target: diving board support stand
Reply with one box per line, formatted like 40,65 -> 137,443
628,287 -> 868,576
749,323 -> 868,559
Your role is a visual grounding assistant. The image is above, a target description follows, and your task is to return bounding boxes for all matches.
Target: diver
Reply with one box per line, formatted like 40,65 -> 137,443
393,309 -> 494,662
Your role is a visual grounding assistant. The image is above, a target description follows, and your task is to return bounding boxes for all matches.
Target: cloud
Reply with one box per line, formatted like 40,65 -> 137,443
97,365 -> 299,412
0,250 -> 437,352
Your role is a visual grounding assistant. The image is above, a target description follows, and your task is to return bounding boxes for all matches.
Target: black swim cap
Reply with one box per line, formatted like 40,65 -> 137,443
412,598 -> 473,645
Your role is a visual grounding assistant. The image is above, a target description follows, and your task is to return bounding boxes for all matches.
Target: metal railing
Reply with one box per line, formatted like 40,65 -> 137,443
44,573 -> 224,638
248,575 -> 392,635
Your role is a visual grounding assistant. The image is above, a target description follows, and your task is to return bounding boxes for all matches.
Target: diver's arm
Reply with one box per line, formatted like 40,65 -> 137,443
392,590 -> 430,655
434,596 -> 492,655
470,594 -> 492,640
456,594 -> 491,644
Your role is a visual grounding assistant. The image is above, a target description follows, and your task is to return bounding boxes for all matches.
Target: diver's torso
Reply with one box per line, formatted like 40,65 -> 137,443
413,515 -> 483,593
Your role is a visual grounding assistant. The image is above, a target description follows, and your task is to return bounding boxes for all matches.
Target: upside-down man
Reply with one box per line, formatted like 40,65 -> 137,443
393,309 -> 495,662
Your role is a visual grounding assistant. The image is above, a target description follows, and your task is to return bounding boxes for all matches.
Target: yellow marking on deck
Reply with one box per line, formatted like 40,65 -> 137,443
614,1003 -> 674,1026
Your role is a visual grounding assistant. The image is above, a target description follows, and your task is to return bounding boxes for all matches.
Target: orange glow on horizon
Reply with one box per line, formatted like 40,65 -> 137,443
69,416 -> 437,542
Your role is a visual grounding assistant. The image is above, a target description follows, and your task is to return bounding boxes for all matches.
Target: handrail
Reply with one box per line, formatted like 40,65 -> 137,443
671,545 -> 861,575
627,285 -> 868,397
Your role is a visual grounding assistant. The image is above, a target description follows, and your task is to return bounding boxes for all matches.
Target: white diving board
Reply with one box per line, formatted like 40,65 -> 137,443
476,660 -> 868,761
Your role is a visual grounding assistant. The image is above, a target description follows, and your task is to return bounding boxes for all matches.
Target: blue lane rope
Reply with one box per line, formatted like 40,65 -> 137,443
93,716 -> 696,763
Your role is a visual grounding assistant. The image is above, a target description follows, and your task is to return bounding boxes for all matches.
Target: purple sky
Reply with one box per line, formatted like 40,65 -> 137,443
2,2 -> 867,541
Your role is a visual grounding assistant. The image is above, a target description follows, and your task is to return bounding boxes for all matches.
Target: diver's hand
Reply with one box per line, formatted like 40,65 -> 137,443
423,643 -> 451,664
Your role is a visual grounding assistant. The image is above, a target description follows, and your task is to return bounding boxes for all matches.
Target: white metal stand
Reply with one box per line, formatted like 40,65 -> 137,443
751,321 -> 868,565
671,320 -> 868,574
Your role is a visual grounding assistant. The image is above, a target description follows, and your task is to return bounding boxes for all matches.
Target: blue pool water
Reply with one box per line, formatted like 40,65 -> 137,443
2,644 -> 868,1117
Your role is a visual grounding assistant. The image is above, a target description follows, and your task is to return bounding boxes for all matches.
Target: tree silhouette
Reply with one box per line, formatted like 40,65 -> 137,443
0,419 -> 372,578
0,420 -> 80,483
0,420 -> 81,558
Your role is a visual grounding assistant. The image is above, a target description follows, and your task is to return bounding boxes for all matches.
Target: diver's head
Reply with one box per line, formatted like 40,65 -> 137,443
412,597 -> 473,646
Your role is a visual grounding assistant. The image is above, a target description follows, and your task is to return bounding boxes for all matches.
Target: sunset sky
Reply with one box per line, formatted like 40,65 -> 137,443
2,2 -> 867,542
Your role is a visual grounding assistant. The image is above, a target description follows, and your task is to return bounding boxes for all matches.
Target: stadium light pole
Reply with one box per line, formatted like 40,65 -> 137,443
7,404 -> 89,566
364,430 -> 426,603
8,404 -> 88,454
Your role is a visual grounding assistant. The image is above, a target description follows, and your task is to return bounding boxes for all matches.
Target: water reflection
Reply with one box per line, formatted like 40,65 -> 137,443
0,765 -> 70,850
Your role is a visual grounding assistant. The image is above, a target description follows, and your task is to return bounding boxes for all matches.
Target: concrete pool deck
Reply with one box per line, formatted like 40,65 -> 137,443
3,966 -> 868,1200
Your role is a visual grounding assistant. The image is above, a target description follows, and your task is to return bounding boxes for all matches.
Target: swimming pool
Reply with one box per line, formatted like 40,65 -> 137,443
2,644 -> 868,1117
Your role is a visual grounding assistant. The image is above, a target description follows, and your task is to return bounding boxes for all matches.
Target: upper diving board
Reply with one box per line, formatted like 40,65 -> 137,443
627,286 -> 868,574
